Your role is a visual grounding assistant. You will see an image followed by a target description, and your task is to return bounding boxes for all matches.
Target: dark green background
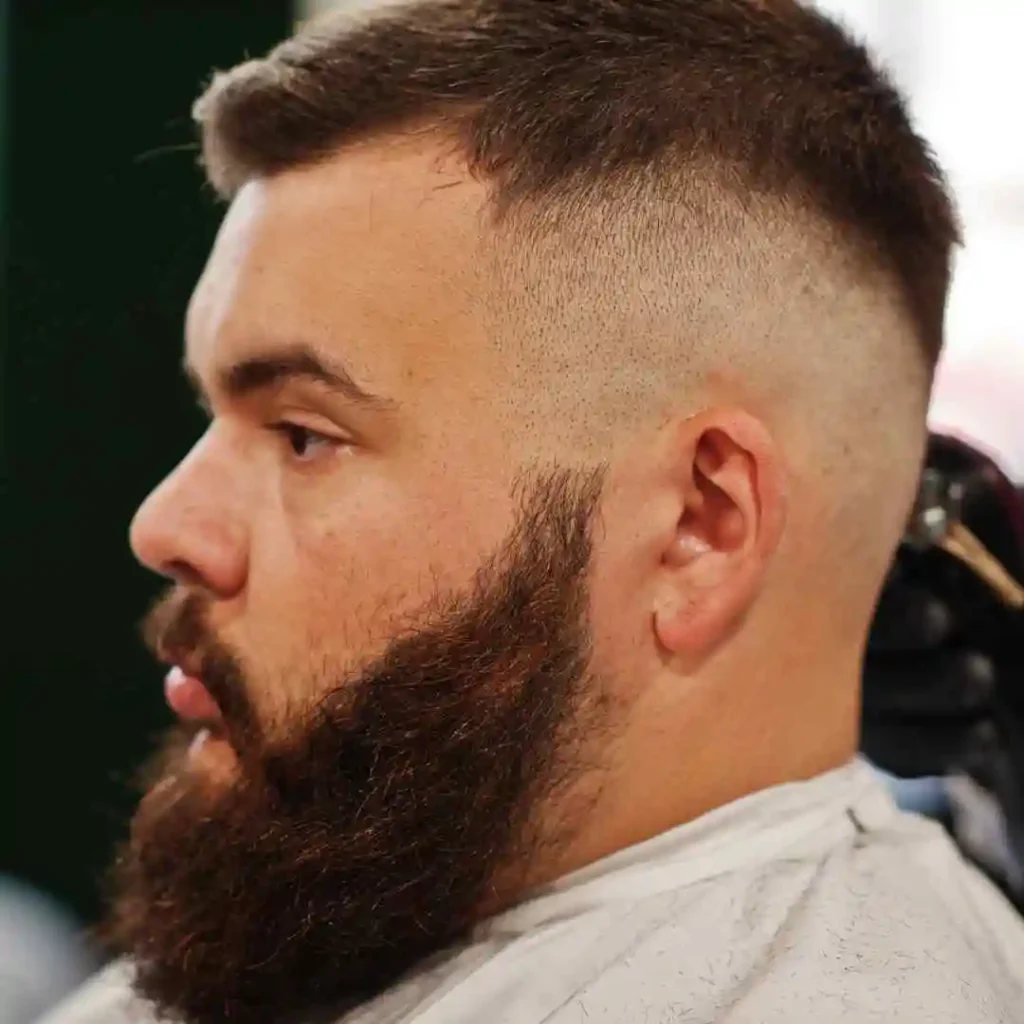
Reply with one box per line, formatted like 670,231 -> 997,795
5,1 -> 291,927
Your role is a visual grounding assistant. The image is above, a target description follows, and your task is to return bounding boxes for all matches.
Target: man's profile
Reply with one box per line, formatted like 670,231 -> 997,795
45,1 -> 1024,1022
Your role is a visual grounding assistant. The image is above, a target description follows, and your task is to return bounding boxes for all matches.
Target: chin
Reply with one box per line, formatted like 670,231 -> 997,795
134,727 -> 239,823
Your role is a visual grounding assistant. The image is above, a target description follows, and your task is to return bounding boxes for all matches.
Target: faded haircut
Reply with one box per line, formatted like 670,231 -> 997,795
192,0 -> 959,569
196,0 -> 954,356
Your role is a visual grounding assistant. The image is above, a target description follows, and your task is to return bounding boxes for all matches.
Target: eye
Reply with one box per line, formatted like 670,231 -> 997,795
269,422 -> 341,463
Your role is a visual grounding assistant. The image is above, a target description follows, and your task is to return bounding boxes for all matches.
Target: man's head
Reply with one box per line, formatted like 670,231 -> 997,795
116,1 -> 957,1021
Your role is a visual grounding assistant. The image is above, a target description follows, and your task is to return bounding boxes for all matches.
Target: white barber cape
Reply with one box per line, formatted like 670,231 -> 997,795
42,759 -> 1024,1024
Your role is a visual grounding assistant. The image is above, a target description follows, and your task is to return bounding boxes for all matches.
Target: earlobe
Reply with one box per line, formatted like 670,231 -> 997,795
653,549 -> 756,659
652,414 -> 786,661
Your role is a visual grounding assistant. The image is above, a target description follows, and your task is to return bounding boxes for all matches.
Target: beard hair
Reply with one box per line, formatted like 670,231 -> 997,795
102,467 -> 610,1024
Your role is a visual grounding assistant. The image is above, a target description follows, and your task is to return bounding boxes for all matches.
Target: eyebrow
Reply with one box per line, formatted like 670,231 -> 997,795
185,342 -> 395,411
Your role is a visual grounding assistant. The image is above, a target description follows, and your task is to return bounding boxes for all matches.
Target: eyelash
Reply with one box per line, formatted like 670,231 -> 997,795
268,422 -> 341,463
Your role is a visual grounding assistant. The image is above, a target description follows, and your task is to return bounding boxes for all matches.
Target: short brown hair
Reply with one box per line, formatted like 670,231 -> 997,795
194,0 -> 957,368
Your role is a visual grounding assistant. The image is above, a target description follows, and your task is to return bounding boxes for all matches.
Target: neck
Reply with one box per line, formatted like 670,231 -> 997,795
517,648 -> 861,903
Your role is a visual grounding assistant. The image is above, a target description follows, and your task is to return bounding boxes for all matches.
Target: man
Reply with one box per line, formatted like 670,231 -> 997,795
44,2 -> 1024,1022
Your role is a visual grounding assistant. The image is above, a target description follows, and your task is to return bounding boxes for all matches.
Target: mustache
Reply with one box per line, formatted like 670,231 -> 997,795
142,588 -> 208,668
141,589 -> 257,738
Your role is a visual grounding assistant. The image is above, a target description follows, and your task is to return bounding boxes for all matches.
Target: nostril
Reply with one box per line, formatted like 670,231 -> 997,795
162,560 -> 206,588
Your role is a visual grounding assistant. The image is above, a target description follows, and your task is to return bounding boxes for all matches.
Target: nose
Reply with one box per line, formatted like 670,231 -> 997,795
129,432 -> 249,597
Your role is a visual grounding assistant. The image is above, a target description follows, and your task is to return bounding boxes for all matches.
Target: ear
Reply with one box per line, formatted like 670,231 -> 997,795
653,410 -> 787,660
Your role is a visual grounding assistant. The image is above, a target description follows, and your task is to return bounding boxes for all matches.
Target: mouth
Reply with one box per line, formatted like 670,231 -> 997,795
163,666 -> 239,777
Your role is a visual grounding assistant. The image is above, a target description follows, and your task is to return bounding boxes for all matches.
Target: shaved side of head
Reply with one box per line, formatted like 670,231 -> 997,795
484,173 -> 931,594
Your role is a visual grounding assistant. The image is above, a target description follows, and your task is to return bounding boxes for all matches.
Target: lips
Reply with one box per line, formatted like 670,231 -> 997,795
164,665 -> 222,724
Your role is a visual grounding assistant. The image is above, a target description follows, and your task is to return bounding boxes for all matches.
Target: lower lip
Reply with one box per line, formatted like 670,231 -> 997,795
164,666 -> 221,722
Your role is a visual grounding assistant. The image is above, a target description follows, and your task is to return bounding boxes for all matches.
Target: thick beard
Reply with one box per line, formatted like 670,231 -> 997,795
102,468 -> 608,1024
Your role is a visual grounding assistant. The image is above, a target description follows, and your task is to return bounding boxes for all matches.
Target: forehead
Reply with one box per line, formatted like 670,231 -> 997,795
185,136 -> 495,396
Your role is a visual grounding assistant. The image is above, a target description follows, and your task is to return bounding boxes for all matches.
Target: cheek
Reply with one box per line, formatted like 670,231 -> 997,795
235,465 -> 516,715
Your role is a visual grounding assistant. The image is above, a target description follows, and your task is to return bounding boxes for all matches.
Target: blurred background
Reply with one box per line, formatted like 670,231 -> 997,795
2,1 -> 1022,1020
